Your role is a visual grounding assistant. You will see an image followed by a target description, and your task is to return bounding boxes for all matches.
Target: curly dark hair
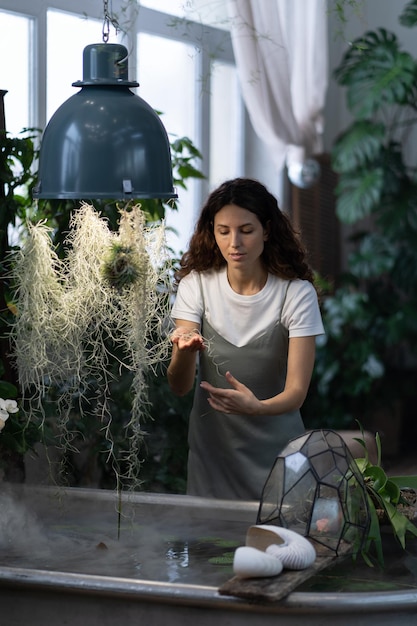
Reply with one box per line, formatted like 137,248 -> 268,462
175,177 -> 314,284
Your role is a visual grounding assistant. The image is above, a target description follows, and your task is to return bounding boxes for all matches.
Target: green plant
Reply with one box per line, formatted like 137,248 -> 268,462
0,127 -> 45,477
0,127 -> 41,235
352,424 -> 417,568
304,1 -> 417,439
328,0 -> 366,40
0,127 -> 41,378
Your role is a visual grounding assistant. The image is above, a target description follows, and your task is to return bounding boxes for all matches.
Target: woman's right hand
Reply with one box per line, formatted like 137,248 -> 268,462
170,326 -> 206,352
168,321 -> 204,395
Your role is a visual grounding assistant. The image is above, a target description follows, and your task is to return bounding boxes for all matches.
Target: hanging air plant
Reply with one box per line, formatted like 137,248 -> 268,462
10,202 -> 173,489
101,243 -> 146,290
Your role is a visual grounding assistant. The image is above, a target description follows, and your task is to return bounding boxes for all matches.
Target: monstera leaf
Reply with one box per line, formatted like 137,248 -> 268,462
399,0 -> 417,27
332,120 -> 386,174
335,167 -> 385,223
348,233 -> 395,279
334,28 -> 417,118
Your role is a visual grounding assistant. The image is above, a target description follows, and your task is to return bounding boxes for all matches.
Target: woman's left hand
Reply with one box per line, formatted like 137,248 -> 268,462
200,371 -> 263,416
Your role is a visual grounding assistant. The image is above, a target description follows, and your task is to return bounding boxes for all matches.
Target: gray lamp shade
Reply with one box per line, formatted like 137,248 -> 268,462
33,44 -> 177,200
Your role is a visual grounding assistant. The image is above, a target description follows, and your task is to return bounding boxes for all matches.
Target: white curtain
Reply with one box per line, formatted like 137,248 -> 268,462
227,0 -> 328,173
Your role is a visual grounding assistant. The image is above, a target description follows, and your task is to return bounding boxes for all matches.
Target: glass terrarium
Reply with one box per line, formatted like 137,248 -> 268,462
257,430 -> 370,555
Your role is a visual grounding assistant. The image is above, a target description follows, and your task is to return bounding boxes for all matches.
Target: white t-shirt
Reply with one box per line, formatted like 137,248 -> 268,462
171,268 -> 324,347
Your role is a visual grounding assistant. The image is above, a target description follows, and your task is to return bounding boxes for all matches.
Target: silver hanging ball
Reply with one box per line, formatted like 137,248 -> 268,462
287,158 -> 321,189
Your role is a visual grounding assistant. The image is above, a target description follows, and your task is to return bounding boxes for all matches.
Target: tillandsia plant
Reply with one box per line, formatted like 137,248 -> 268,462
10,202 -> 173,490
352,423 -> 417,567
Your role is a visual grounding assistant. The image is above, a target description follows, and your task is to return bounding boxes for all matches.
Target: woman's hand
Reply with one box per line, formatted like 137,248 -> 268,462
170,326 -> 206,353
200,371 -> 263,415
200,337 -> 317,416
168,321 -> 204,396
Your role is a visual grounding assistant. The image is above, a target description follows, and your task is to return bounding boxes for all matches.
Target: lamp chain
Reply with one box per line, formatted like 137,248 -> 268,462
102,0 -> 120,43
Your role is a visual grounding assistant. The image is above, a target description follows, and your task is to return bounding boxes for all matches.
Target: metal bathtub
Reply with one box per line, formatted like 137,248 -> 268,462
0,485 -> 416,626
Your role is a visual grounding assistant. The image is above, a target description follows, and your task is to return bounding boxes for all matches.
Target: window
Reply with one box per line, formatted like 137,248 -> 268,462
0,10 -> 32,135
210,60 -> 243,189
139,0 -> 230,29
47,10 -> 103,121
135,3 -> 238,251
137,32 -> 197,252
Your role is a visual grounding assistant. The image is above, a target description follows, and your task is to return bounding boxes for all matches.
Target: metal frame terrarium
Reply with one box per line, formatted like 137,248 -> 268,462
256,429 -> 371,556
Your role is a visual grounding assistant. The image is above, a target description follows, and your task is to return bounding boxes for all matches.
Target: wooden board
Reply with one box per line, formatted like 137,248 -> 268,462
218,541 -> 351,603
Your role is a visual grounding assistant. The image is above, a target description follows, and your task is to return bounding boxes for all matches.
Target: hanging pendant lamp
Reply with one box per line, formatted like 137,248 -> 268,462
33,42 -> 177,200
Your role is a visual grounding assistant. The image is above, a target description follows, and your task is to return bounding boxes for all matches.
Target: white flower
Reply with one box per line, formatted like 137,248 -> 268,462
0,398 -> 19,434
0,398 -> 19,413
4,399 -> 18,413
361,354 -> 384,379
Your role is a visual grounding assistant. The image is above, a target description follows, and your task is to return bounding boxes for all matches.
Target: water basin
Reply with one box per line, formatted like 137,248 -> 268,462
1,484 -> 417,626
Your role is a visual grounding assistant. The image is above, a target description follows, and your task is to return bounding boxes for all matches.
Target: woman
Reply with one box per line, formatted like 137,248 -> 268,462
167,178 -> 324,500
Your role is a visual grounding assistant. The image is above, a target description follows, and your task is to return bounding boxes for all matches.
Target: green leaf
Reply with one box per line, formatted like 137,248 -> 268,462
364,465 -> 387,492
334,28 -> 417,118
382,500 -> 417,549
0,381 -> 18,398
332,120 -> 386,173
381,480 -> 400,505
176,164 -> 205,182
336,168 -> 385,223
375,432 -> 382,467
171,136 -> 203,158
348,233 -> 396,279
389,475 -> 417,490
354,457 -> 368,474
362,493 -> 384,567
399,0 -> 417,27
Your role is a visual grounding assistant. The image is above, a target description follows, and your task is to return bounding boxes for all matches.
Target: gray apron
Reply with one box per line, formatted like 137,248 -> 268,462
187,281 -> 304,501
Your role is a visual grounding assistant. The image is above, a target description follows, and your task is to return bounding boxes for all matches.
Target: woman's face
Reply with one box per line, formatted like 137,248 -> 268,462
213,204 -> 268,271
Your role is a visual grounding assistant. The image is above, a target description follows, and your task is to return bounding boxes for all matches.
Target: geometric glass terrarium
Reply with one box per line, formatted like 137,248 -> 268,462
257,430 -> 370,555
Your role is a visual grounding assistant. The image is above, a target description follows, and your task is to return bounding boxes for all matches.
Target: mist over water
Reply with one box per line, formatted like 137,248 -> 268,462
0,490 -> 48,554
0,487 -> 244,585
